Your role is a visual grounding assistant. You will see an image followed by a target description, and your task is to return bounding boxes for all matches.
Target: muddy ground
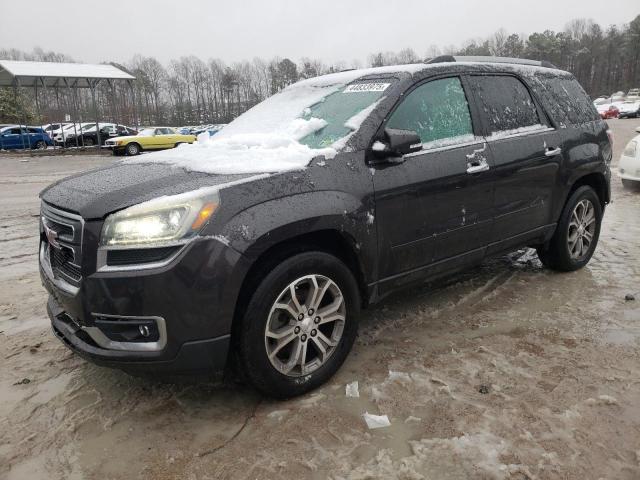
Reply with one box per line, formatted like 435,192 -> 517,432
1,120 -> 640,480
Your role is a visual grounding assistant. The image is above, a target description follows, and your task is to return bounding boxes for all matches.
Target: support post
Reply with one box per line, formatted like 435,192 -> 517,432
90,79 -> 102,147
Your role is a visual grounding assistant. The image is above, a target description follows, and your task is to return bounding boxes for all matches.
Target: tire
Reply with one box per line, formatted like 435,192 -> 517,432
236,251 -> 360,398
84,137 -> 94,147
34,140 -> 47,150
125,143 -> 141,156
537,185 -> 602,272
622,179 -> 637,189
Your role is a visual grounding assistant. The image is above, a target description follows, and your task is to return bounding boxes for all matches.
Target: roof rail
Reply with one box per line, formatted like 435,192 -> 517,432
426,55 -> 557,69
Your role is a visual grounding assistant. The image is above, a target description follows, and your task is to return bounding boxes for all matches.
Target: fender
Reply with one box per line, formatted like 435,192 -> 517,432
218,190 -> 378,286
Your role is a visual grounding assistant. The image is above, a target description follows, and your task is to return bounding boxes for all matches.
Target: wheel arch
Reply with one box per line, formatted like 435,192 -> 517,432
233,228 -> 369,326
568,171 -> 609,209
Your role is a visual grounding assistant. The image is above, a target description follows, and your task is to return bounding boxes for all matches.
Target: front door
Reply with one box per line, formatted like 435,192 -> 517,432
466,74 -> 561,253
372,76 -> 494,293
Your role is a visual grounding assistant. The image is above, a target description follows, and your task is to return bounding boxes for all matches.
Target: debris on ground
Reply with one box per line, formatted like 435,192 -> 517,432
345,381 -> 359,398
363,412 -> 391,429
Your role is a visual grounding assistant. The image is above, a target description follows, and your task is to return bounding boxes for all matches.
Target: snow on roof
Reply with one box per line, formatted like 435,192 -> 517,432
295,64 -> 428,88
0,60 -> 134,87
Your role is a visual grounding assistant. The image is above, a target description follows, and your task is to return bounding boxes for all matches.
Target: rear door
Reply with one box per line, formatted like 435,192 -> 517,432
466,74 -> 561,253
372,76 -> 494,291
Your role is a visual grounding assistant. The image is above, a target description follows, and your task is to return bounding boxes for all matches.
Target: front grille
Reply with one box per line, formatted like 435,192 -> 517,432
41,202 -> 84,286
50,245 -> 82,281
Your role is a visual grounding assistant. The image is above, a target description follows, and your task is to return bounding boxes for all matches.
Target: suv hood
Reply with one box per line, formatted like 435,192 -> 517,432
40,161 -> 260,219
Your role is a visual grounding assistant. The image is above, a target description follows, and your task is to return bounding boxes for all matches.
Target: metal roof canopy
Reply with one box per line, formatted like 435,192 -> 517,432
0,59 -> 134,88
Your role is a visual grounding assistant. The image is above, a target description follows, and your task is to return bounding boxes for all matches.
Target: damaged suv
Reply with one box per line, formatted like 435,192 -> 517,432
40,57 -> 611,397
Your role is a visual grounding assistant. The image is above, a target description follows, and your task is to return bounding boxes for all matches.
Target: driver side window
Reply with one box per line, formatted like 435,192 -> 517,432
387,77 -> 474,147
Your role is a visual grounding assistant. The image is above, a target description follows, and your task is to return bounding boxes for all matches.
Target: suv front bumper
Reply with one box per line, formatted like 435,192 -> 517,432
40,236 -> 248,376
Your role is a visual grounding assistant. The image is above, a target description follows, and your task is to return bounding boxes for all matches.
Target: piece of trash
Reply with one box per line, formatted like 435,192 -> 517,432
625,294 -> 635,301
345,381 -> 359,398
13,378 -> 31,385
363,412 -> 391,429
405,416 -> 421,423
478,384 -> 490,394
267,409 -> 289,421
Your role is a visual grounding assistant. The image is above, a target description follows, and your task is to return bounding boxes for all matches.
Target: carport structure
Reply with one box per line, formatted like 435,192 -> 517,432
0,59 -> 136,150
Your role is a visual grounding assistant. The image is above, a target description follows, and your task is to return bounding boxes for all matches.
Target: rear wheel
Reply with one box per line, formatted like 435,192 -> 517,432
125,143 -> 141,156
537,186 -> 602,271
236,252 -> 360,398
33,140 -> 47,150
84,137 -> 95,147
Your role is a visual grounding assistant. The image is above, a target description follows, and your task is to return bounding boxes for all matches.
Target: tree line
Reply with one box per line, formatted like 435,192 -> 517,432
1,14 -> 639,127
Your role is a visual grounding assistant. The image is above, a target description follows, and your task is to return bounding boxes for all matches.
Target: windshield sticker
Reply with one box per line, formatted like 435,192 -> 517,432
344,83 -> 390,93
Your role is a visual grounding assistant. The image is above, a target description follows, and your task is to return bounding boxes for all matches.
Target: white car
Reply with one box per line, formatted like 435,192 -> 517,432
53,122 -> 95,145
619,127 -> 640,188
618,100 -> 640,118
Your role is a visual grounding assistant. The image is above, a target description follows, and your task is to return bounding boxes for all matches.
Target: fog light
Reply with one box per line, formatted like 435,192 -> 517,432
93,316 -> 160,343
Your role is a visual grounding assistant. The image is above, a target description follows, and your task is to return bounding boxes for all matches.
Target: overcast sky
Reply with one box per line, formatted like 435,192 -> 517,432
2,0 -> 638,65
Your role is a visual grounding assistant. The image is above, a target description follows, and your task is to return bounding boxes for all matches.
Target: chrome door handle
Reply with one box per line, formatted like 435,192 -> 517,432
466,158 -> 490,174
545,147 -> 562,157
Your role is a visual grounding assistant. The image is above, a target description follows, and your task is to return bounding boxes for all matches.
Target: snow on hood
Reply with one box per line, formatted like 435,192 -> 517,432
132,66 -> 418,175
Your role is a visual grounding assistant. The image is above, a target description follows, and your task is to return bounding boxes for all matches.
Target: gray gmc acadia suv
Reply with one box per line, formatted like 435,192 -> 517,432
40,56 -> 611,397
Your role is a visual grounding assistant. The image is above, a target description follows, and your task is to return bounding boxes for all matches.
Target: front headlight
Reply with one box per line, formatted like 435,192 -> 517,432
100,190 -> 219,247
623,140 -> 637,158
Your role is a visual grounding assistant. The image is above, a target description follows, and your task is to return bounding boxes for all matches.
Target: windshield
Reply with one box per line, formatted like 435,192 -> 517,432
140,68 -> 407,175
297,83 -> 389,148
217,77 -> 394,144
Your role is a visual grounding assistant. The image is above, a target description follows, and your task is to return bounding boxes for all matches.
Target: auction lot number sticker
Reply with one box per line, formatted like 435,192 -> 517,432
344,83 -> 390,93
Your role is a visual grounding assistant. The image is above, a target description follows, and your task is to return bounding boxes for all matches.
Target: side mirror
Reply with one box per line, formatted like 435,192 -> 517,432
383,128 -> 422,156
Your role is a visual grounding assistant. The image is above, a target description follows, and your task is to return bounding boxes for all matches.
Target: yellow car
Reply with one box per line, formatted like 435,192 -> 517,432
105,127 -> 196,156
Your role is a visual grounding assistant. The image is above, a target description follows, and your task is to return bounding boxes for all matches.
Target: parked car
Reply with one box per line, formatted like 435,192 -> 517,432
0,126 -> 53,150
627,88 -> 639,97
67,124 -> 138,147
193,124 -> 226,137
41,123 -> 72,134
617,100 -> 640,118
596,103 -> 620,119
104,127 -> 196,155
39,57 -> 610,398
53,123 -> 95,145
619,126 -> 640,188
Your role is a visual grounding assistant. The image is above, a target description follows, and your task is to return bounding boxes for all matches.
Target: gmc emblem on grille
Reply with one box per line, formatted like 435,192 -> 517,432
43,222 -> 61,249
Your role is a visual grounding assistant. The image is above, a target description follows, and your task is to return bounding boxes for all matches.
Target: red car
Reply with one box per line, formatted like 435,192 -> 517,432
599,105 -> 620,119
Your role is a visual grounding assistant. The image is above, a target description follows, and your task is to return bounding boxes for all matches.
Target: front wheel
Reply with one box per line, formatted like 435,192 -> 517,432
125,143 -> 141,156
34,140 -> 47,150
537,186 -> 602,272
236,252 -> 360,398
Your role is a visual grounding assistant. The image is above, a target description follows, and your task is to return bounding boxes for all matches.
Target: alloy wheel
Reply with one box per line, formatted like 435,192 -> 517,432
567,199 -> 596,260
264,274 -> 346,377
